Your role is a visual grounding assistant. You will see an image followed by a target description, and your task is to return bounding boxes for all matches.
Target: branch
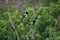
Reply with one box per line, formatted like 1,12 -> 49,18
8,13 -> 20,40
26,35 -> 30,40
6,0 -> 20,40
32,28 -> 36,40
23,22 -> 30,40
9,18 -> 20,40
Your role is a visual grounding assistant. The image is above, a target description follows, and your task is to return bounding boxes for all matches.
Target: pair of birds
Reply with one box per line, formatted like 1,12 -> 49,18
23,12 -> 35,26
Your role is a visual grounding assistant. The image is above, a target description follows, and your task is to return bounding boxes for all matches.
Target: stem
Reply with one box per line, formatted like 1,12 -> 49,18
9,19 -> 20,40
6,0 -> 20,40
23,19 -> 30,40
26,35 -> 30,40
32,27 -> 36,40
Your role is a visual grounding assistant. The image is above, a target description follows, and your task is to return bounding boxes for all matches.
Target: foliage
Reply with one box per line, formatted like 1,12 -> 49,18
0,0 -> 60,40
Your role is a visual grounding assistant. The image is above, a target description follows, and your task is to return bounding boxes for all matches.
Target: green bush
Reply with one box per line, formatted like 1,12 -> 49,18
0,5 -> 60,40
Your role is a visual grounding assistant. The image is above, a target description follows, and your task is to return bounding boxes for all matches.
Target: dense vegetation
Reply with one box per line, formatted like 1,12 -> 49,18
0,0 -> 60,40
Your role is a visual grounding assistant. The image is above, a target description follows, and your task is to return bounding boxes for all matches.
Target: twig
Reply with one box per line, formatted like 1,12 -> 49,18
26,35 -> 30,40
8,11 -> 20,40
32,28 -> 36,40
6,0 -> 20,40
9,19 -> 20,40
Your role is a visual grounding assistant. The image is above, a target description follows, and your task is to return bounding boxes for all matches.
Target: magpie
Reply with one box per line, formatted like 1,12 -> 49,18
30,19 -> 35,26
23,12 -> 28,18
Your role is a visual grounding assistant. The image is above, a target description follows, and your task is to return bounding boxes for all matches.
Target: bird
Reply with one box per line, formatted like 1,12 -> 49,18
30,19 -> 35,26
23,12 -> 28,18
20,12 -> 28,22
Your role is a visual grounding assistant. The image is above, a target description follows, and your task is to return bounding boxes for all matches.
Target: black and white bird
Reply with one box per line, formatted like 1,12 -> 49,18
20,12 -> 28,22
30,19 -> 35,26
23,12 -> 28,18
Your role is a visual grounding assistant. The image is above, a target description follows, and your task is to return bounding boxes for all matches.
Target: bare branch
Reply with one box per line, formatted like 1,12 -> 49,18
6,0 -> 20,40
32,28 -> 36,40
8,15 -> 20,40
26,35 -> 30,40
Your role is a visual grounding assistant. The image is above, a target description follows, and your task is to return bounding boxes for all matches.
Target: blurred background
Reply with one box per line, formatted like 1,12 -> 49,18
0,0 -> 60,40
0,0 -> 59,12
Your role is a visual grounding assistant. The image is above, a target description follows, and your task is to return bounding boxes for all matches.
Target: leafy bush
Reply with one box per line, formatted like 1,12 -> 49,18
0,5 -> 60,40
